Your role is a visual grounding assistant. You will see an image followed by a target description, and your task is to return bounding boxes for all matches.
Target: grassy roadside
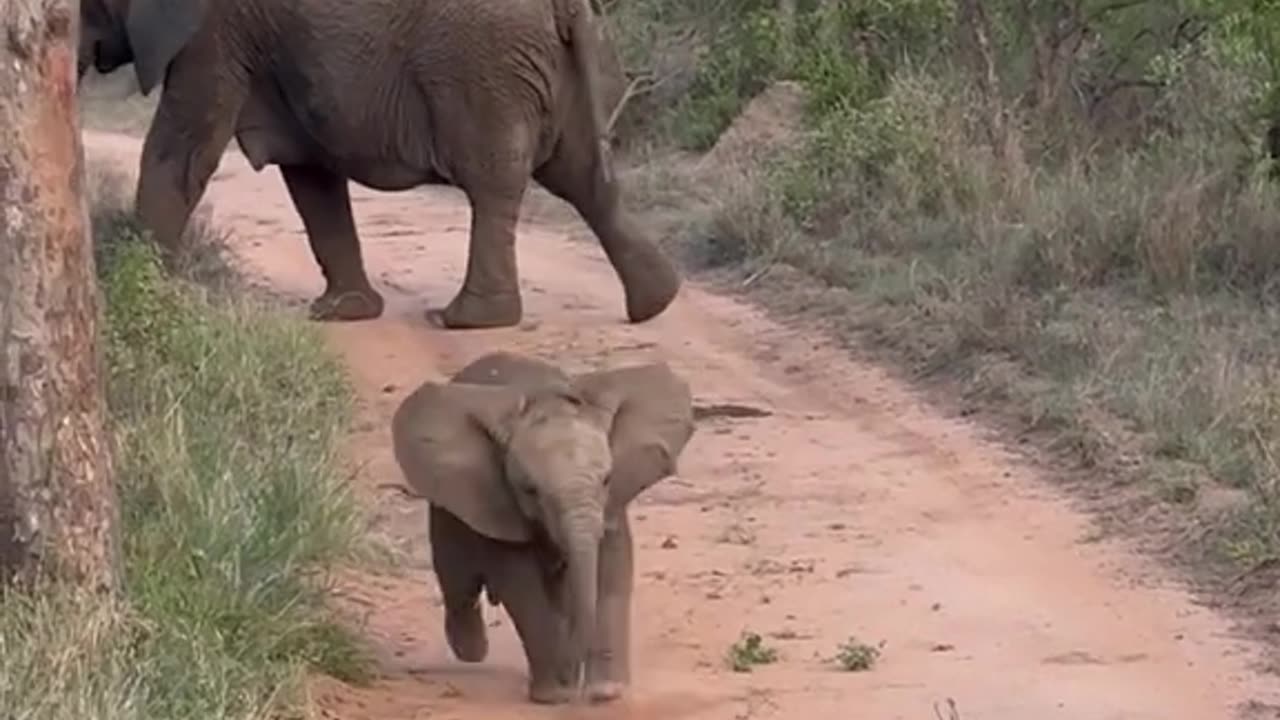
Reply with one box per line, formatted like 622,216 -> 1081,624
605,2 -> 1280,630
0,165 -> 372,719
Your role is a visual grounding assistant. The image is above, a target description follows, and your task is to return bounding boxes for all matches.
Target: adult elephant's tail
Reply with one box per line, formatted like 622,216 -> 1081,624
564,0 -> 615,186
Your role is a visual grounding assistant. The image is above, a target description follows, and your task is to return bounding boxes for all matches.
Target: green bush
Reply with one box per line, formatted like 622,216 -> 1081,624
668,5 -> 786,150
630,0 -> 954,150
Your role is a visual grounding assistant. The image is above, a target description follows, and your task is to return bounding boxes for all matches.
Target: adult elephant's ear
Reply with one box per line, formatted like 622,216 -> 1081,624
574,362 -> 695,510
391,381 -> 533,542
126,0 -> 209,95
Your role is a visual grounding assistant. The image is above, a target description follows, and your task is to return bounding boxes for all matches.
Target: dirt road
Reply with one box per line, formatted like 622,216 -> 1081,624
85,130 -> 1278,720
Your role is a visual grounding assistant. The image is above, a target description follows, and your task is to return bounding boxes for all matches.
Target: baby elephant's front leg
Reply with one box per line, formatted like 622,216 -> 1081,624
490,548 -> 576,704
427,505 -> 489,662
587,512 -> 635,703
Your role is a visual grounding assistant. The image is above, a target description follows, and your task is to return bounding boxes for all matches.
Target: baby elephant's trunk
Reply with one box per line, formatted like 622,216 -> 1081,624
564,518 -> 602,694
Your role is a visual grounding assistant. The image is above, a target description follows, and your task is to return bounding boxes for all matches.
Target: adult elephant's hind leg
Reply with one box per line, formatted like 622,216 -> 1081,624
280,164 -> 384,321
533,137 -> 680,324
429,184 -> 526,329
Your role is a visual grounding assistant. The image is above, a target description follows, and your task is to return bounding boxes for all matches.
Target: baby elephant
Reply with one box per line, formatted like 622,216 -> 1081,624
390,351 -> 696,704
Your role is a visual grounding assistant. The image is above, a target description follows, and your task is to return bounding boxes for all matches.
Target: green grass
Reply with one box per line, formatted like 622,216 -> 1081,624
0,167 -> 371,720
834,637 -> 881,672
726,631 -> 778,672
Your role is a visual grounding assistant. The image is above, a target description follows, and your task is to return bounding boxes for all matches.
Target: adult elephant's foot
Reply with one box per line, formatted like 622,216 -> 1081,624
308,287 -> 384,322
428,288 -> 522,329
619,244 -> 681,323
527,679 -> 575,705
444,605 -> 489,662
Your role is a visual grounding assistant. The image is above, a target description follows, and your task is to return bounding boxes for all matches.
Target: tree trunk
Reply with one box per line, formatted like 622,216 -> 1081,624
777,0 -> 796,68
957,0 -> 1007,153
1267,113 -> 1280,180
0,0 -> 120,594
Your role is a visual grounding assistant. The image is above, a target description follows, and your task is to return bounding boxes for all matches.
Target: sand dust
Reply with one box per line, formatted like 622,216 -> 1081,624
84,129 -> 1279,720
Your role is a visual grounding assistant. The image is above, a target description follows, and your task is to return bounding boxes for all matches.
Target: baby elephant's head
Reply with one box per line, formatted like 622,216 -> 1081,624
390,358 -> 695,688
500,384 -> 615,552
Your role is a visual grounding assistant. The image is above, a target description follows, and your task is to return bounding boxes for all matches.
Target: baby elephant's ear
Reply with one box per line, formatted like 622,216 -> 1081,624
574,362 -> 695,508
390,380 -> 532,542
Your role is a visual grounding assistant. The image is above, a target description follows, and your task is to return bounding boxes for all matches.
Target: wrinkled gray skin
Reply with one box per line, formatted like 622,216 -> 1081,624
391,351 -> 695,704
76,0 -> 679,329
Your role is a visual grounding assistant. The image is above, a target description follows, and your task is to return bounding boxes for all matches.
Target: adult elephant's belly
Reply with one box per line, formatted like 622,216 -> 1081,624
340,161 -> 452,192
232,95 -> 451,192
234,125 -> 448,191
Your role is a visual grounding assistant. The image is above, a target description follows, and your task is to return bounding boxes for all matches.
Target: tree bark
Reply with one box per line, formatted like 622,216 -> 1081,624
0,0 -> 119,594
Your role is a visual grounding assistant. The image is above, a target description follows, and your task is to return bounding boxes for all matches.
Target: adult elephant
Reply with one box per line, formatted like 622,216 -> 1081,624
76,0 -> 680,329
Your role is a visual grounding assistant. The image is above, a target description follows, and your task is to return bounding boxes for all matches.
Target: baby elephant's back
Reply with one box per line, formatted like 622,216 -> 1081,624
452,351 -> 569,392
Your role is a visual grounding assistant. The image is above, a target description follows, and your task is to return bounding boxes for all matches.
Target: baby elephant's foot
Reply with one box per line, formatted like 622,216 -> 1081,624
429,288 -> 522,329
587,654 -> 627,704
588,680 -> 626,704
309,286 -> 384,321
444,606 -> 488,663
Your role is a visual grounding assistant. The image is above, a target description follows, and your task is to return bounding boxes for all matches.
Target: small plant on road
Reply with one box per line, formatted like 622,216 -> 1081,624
835,637 -> 882,671
727,631 -> 778,672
